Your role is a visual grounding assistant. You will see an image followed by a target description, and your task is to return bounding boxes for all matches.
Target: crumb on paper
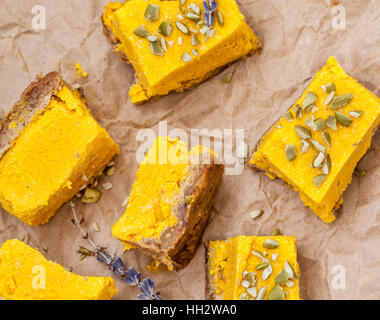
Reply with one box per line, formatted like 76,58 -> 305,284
75,63 -> 88,78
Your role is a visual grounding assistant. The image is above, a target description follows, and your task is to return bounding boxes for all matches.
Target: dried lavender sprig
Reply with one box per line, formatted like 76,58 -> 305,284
69,202 -> 161,300
203,0 -> 217,27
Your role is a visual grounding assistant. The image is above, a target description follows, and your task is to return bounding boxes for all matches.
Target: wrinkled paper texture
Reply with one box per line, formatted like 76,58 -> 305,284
0,0 -> 379,299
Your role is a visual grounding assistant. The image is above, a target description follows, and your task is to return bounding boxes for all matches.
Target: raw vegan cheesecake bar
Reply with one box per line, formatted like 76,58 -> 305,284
102,0 -> 261,103
250,57 -> 380,223
0,72 -> 120,226
0,239 -> 118,300
112,136 -> 224,271
206,235 -> 300,300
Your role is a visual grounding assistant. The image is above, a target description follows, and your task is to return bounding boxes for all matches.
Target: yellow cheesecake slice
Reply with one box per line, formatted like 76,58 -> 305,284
250,57 -> 380,223
0,72 -> 120,226
206,235 -> 300,300
0,239 -> 118,300
102,0 -> 261,104
112,136 -> 224,271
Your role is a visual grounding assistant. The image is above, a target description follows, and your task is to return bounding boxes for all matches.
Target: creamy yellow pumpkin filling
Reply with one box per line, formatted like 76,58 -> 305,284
250,57 -> 380,223
0,239 -> 118,300
208,235 -> 300,300
0,85 -> 120,226
102,0 -> 261,103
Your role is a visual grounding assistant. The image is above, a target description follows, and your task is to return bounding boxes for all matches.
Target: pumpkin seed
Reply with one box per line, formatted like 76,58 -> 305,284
349,110 -> 362,118
21,234 -> 30,245
295,125 -> 312,139
158,20 -> 172,37
312,152 -> 325,168
263,239 -> 279,249
182,52 -> 192,62
190,3 -> 200,14
267,285 -> 284,300
271,229 -> 282,236
192,49 -> 198,56
305,116 -> 317,131
179,0 -> 186,11
105,166 -> 115,176
191,33 -> 200,46
178,36 -> 183,45
354,166 -> 366,177
326,115 -> 338,131
92,222 -> 100,232
322,154 -> 331,175
176,21 -> 190,34
310,139 -> 326,153
167,40 -> 174,47
247,287 -> 257,298
330,93 -> 353,109
256,261 -> 270,270
314,118 -> 326,131
102,182 -> 113,191
251,250 -> 267,262
82,188 -> 101,204
144,4 -> 160,22
77,246 -> 95,256
82,174 -> 89,182
146,35 -> 158,42
243,272 -> 257,287
122,196 -> 129,207
335,111 -> 352,127
303,91 -> 317,109
160,38 -> 167,51
322,131 -> 331,147
284,261 -> 297,279
283,111 -> 293,121
272,253 -> 279,261
262,264 -> 272,280
256,287 -> 267,300
239,292 -> 249,300
199,24 -> 209,35
313,174 -> 327,187
134,25 -> 149,38
301,139 -> 309,154
304,104 -> 314,113
324,90 -> 335,106
322,82 -> 335,93
185,195 -> 193,204
285,144 -> 297,161
353,140 -> 362,146
185,12 -> 200,21
149,40 -> 164,56
216,10 -> 224,26
250,209 -> 264,220
275,269 -> 290,285
285,280 -> 295,287
293,104 -> 302,118
241,279 -> 250,288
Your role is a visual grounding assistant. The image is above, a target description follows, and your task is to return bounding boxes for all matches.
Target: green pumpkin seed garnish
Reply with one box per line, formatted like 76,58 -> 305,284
285,144 -> 297,161
349,110 -> 362,118
191,33 -> 200,46
199,24 -> 209,35
262,265 -> 272,280
146,35 -> 158,42
312,152 -> 325,168
247,287 -> 257,298
251,250 -> 267,262
216,10 -> 224,26
324,90 -> 335,106
313,174 -> 327,187
304,104 -> 314,113
158,20 -> 172,37
179,0 -> 186,11
243,272 -> 257,287
295,125 -> 312,140
271,228 -> 282,236
303,91 -> 317,109
314,118 -> 326,131
160,37 -> 167,51
256,287 -> 267,300
192,49 -> 198,56
284,261 -> 297,279
293,104 -> 302,118
21,234 -> 30,245
175,21 -> 190,34
185,195 -> 193,204
322,82 -> 335,93
190,3 -> 200,15
239,292 -> 249,300
310,139 -> 326,153
301,139 -> 309,154
82,188 -> 101,204
335,111 -> 352,127
326,115 -> 338,131
134,25 -> 149,38
263,239 -> 279,249
149,40 -> 164,56
275,270 -> 290,285
250,209 -> 264,220
144,4 -> 160,22
267,285 -> 284,300
92,222 -> 101,232
322,131 -> 331,147
283,111 -> 294,121
182,52 -> 192,62
354,166 -> 366,177
256,261 -> 270,270
185,12 -> 200,21
322,154 -> 331,175
330,93 -> 353,109
221,72 -> 233,84
77,246 -> 95,256
241,279 -> 250,288
285,280 -> 294,287
102,182 -> 113,191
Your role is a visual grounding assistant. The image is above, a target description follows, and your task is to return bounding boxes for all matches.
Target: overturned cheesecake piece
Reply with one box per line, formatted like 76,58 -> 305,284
0,239 -> 118,300
112,136 -> 224,271
102,0 -> 261,104
206,235 -> 300,300
250,57 -> 380,223
0,72 -> 120,225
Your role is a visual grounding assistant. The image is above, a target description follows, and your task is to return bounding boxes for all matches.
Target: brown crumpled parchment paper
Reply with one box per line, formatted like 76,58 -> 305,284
0,0 -> 379,300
